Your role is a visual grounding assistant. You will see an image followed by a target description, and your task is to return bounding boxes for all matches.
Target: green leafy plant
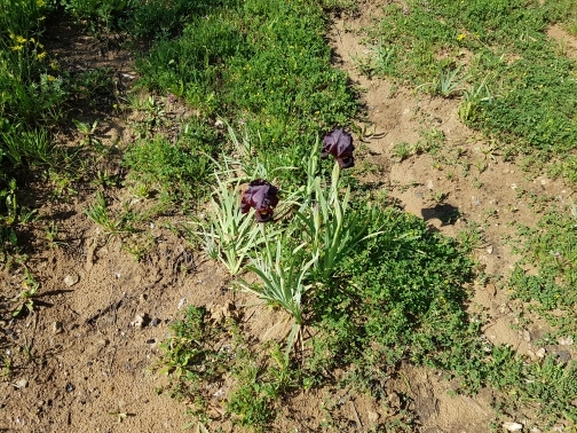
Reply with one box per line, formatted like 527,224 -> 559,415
12,269 -> 40,317
298,165 -> 376,281
136,0 -> 357,156
361,0 -> 577,161
199,173 -> 269,277
84,191 -> 134,235
72,118 -> 100,146
243,233 -> 317,326
0,126 -> 52,169
123,120 -> 218,207
458,81 -> 494,123
418,65 -> 468,98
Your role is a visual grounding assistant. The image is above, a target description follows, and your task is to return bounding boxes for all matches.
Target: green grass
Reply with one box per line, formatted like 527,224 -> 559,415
361,0 -> 577,158
123,117 -> 219,209
510,201 -> 577,339
135,0 -> 357,174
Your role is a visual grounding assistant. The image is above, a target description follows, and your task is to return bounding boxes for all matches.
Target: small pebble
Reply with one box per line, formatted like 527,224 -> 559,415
14,378 -> 27,389
367,411 -> 379,422
52,321 -> 63,334
63,274 -> 79,287
503,421 -> 523,432
131,315 -> 145,328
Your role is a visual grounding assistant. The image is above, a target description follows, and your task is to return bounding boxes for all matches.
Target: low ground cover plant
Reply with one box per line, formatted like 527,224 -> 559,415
511,201 -> 577,340
360,0 -> 577,161
135,0 -> 358,168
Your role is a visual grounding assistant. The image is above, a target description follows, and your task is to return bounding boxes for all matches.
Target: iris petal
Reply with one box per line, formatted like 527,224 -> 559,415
322,128 -> 355,168
240,179 -> 279,222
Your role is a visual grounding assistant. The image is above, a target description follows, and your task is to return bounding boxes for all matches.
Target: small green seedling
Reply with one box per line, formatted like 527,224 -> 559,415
12,270 -> 40,317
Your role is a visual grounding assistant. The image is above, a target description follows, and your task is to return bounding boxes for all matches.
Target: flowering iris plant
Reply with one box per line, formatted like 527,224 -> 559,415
241,179 -> 279,222
321,128 -> 355,168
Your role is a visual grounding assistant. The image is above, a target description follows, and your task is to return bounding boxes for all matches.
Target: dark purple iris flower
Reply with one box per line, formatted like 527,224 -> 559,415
321,128 -> 355,168
241,179 -> 279,222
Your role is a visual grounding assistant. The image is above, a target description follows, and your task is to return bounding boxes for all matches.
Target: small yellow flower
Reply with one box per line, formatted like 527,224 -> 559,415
11,45 -> 24,51
457,33 -> 467,41
37,51 -> 47,60
16,35 -> 27,44
47,75 -> 56,82
37,0 -> 45,7
49,61 -> 59,70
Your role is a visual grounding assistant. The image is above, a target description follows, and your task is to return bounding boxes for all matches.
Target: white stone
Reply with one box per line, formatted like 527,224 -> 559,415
63,274 -> 79,287
503,421 -> 523,432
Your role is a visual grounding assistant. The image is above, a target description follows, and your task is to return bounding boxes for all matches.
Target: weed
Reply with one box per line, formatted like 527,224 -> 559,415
509,202 -> 577,340
12,269 -> 40,317
0,126 -> 53,169
392,142 -> 411,162
157,305 -> 295,431
418,65 -> 468,98
72,118 -> 99,146
84,191 -> 134,235
433,191 -> 446,203
70,68 -> 115,108
362,0 -> 577,167
44,221 -> 66,249
136,0 -> 357,155
122,232 -> 155,262
357,39 -> 396,78
108,411 -> 134,423
123,118 -> 219,208
0,355 -> 12,379
457,220 -> 485,252
59,0 -> 129,36
473,160 -> 487,174
392,129 -> 444,162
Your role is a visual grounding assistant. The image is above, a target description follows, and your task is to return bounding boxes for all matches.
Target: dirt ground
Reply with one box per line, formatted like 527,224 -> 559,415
1,5 -> 576,433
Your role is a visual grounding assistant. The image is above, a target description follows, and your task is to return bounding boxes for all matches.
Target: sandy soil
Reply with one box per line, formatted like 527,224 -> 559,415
1,5 -> 576,433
